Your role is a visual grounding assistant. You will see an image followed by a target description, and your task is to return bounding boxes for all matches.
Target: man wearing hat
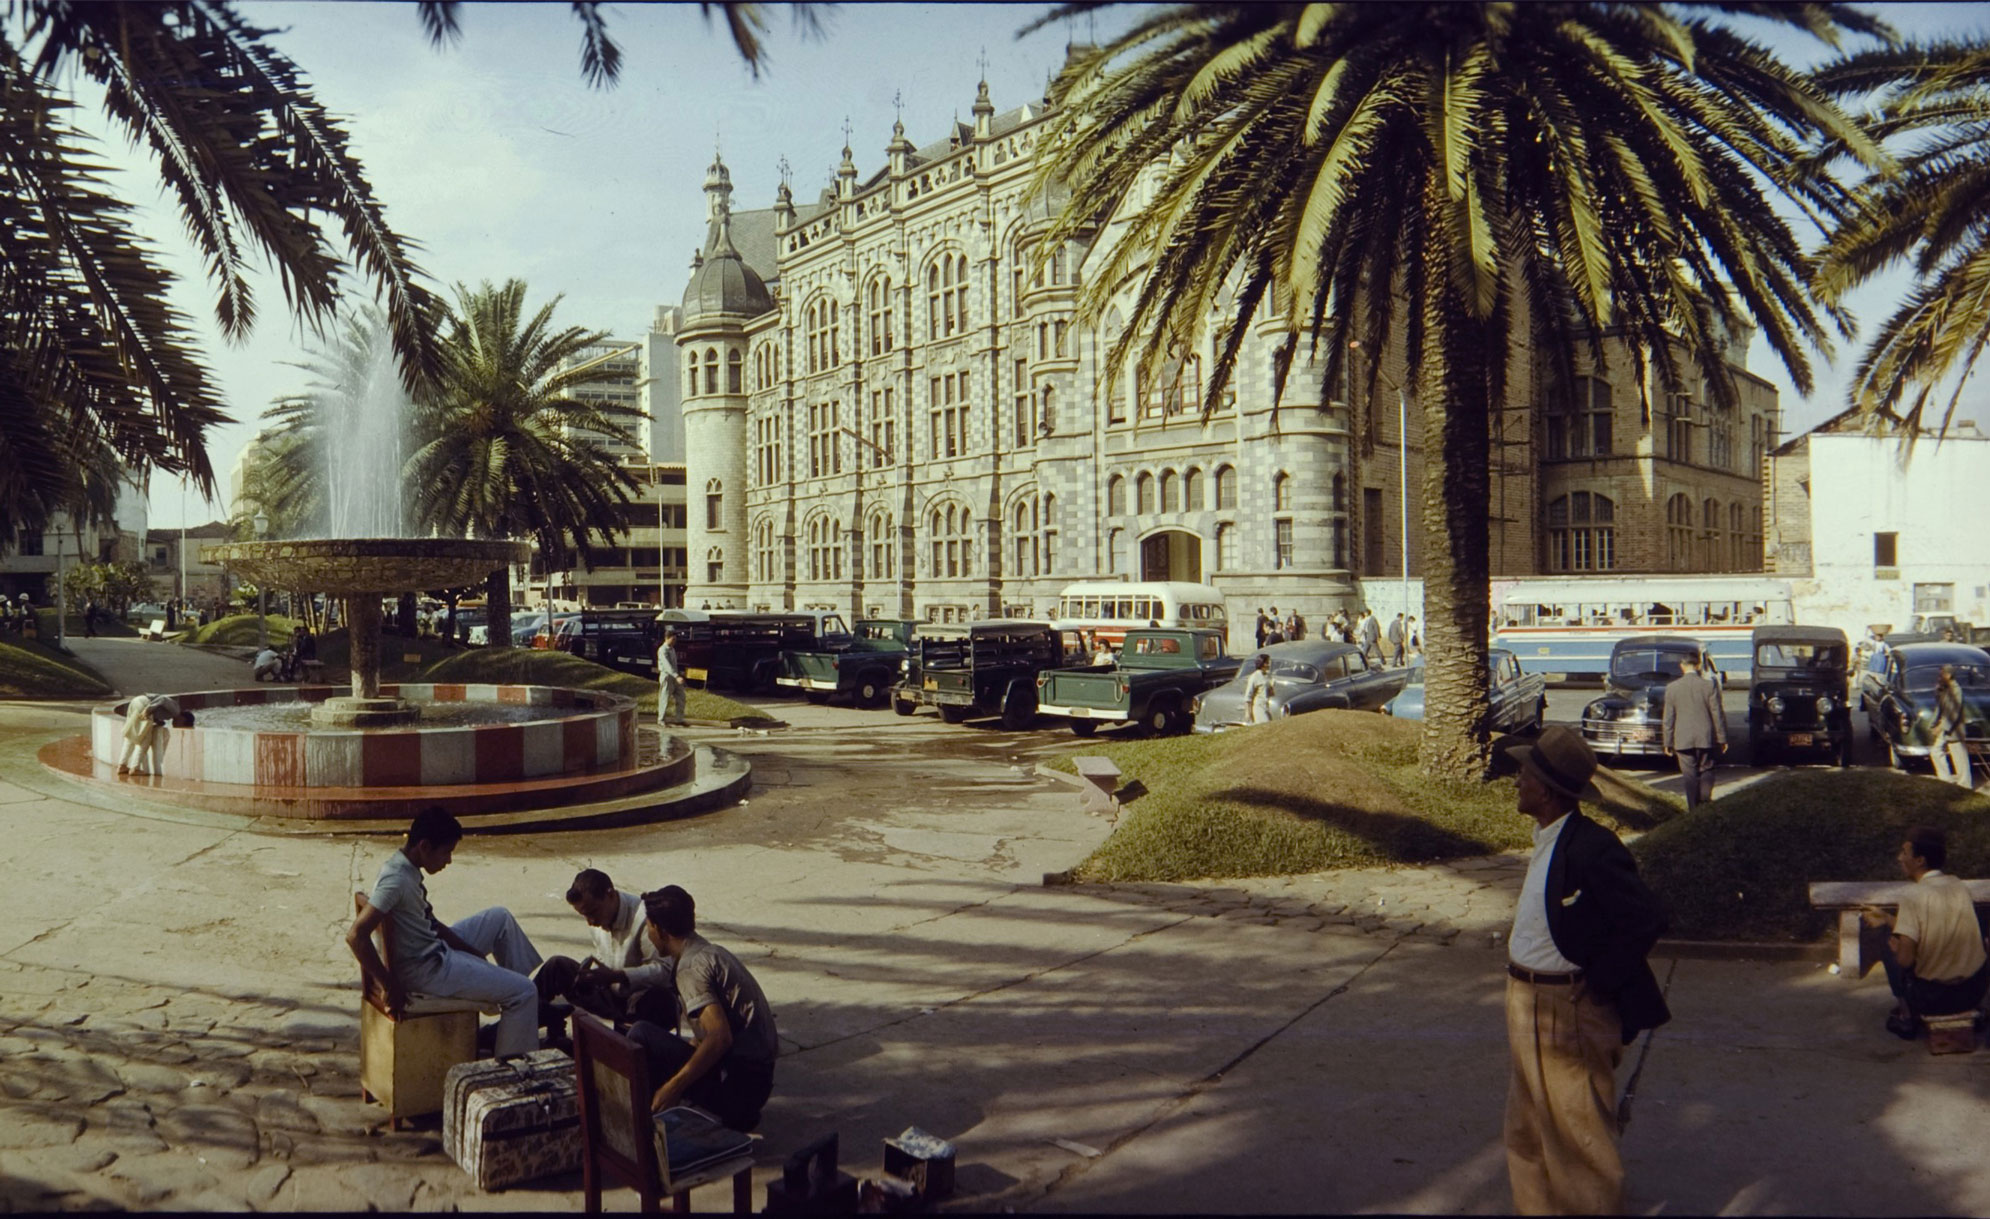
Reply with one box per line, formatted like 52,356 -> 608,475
1500,725 -> 1670,1215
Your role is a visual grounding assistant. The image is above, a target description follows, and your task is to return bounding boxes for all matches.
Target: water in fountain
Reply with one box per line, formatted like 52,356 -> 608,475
321,312 -> 409,539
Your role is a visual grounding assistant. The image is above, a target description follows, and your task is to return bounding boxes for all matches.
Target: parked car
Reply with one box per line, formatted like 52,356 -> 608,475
1192,640 -> 1404,732
1912,612 -> 1990,644
509,612 -> 549,647
1580,635 -> 1722,758
548,609 -> 663,675
893,620 -> 1074,727
1859,632 -> 1938,716
777,619 -> 920,707
1383,647 -> 1546,734
1035,628 -> 1239,737
658,611 -> 851,693
1867,642 -> 1990,769
1747,625 -> 1853,766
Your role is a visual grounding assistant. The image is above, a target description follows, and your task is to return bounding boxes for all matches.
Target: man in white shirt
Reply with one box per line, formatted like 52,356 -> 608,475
656,628 -> 687,727
1862,826 -> 1990,1038
535,868 -> 677,1031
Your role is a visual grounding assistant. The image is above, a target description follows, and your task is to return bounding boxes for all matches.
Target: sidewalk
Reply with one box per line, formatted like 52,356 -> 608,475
3,667 -> 1989,1212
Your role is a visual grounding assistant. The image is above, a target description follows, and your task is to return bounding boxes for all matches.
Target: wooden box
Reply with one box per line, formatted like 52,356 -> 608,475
360,1000 -> 479,1125
1925,1012 -> 1978,1056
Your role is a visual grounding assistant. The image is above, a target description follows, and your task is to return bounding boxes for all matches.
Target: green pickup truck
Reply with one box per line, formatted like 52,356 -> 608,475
894,620 -> 1078,728
1034,628 -> 1240,736
777,619 -> 919,707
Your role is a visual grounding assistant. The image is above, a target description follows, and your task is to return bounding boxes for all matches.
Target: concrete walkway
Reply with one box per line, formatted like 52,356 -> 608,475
62,635 -> 255,697
2,652 -> 1988,1213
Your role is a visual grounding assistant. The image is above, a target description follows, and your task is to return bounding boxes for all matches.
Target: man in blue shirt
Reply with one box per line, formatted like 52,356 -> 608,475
347,807 -> 547,1058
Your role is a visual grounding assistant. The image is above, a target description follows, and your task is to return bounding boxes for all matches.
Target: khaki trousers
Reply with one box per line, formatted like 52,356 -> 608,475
1504,976 -> 1625,1215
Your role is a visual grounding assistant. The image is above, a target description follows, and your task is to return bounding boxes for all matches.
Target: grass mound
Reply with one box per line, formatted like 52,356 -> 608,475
0,636 -> 113,698
416,647 -> 772,724
178,613 -> 302,647
1060,712 -> 1679,882
1632,769 -> 1990,942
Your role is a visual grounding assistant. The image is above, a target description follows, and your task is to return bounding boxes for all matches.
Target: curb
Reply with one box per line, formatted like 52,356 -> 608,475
1654,937 -> 1834,964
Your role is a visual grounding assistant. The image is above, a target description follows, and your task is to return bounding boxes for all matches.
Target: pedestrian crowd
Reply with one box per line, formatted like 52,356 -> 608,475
1251,604 -> 1420,668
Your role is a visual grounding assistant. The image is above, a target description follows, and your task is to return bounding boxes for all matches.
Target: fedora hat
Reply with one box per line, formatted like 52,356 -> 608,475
1502,724 -> 1601,802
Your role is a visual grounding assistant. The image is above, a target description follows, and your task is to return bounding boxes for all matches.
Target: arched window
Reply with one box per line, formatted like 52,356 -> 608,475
686,351 -> 699,397
706,546 -> 724,583
727,349 -> 742,394
703,348 -> 718,396
753,518 -> 779,584
1107,527 -> 1126,575
1730,502 -> 1747,570
1665,493 -> 1694,569
1547,375 -> 1613,459
867,277 -> 894,356
1703,496 -> 1723,571
1214,465 -> 1237,510
929,502 -> 974,577
1183,468 -> 1203,511
1107,475 -> 1125,516
1273,473 -> 1291,512
1216,523 -> 1234,571
869,511 -> 896,580
1136,472 -> 1155,514
1546,492 -> 1617,571
705,478 -> 724,530
805,516 -> 827,581
1013,498 -> 1038,576
832,520 -> 844,580
1159,470 -> 1178,513
807,298 -> 840,374
928,253 -> 969,339
1041,493 -> 1057,575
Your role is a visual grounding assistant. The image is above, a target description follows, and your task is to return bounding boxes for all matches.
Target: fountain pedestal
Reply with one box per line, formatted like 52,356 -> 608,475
313,595 -> 415,726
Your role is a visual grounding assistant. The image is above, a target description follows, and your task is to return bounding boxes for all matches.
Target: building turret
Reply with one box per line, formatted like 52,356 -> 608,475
972,77 -> 994,141
887,118 -> 913,179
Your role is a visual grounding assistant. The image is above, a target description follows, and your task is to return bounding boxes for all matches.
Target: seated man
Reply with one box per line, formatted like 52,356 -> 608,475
535,868 -> 677,1031
117,694 -> 193,776
1863,825 -> 1990,1038
346,808 -> 551,1059
617,885 -> 777,1131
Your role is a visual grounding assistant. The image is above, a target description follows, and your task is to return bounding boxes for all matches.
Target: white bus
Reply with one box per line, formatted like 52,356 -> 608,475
1051,580 -> 1229,651
1491,574 -> 1794,682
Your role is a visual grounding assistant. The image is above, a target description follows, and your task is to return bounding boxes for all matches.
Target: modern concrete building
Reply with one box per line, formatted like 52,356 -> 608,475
0,475 -> 150,602
1768,410 -> 1990,635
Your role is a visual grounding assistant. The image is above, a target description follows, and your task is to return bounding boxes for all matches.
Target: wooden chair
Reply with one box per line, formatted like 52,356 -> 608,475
352,892 -> 488,1129
571,1011 -> 755,1213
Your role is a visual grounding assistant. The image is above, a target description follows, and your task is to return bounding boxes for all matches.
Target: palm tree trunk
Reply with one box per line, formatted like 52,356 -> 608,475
485,568 -> 511,651
1416,292 -> 1496,781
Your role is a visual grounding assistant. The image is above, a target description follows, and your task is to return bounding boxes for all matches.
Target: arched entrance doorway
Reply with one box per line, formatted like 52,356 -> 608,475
1139,529 -> 1203,583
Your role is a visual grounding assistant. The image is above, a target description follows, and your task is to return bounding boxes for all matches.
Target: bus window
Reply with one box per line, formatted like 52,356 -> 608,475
1085,597 -> 1101,617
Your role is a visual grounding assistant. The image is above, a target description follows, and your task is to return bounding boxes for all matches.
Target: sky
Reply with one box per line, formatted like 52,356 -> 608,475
114,1 -> 1990,529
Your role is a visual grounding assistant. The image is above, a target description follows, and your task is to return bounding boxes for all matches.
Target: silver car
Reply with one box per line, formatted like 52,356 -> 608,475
1192,641 -> 1404,731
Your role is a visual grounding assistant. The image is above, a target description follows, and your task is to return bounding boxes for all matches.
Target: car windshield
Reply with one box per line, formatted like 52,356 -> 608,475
1610,648 -> 1692,682
1905,663 -> 1990,691
1756,642 -> 1845,670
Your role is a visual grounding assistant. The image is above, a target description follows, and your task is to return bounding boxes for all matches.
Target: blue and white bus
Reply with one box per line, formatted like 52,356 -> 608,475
1492,575 -> 1794,683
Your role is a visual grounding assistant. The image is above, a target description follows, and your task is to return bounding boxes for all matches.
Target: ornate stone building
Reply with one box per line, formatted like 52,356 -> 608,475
673,76 -> 1777,626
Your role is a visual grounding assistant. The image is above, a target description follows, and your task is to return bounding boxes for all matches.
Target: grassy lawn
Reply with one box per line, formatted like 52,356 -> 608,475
1633,768 -> 1990,943
0,636 -> 113,698
33,608 -> 138,639
415,647 -> 775,724
1055,712 -> 1679,883
177,612 -> 302,647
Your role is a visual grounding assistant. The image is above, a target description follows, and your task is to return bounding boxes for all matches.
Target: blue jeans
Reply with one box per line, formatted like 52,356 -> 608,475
403,907 -> 543,1057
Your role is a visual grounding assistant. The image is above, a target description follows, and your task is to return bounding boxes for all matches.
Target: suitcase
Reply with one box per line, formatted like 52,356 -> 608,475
442,1050 -> 583,1190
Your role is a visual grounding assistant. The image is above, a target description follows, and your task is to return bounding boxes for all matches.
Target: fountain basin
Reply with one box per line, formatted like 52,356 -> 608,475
200,537 -> 533,594
92,684 -> 635,788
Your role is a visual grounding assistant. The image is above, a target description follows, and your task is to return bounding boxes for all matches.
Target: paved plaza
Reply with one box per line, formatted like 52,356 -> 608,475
1,638 -> 1988,1212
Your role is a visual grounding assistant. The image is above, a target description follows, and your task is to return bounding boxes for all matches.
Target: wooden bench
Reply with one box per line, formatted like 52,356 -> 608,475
1072,756 -> 1122,817
145,618 -> 167,642
1807,879 -> 1990,978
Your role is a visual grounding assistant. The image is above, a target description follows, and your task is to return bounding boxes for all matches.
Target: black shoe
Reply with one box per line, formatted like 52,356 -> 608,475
1886,1012 -> 1920,1040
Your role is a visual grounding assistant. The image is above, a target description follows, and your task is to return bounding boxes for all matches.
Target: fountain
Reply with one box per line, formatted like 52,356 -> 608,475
34,314 -> 747,826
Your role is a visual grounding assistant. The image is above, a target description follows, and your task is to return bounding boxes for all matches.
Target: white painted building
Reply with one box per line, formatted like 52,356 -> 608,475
1768,412 -> 1990,636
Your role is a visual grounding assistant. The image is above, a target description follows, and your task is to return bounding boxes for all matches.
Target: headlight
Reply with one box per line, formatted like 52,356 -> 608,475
900,659 -> 911,673
1584,703 -> 1609,721
1815,695 -> 1834,715
1190,696 -> 1202,714
1768,696 -> 1785,714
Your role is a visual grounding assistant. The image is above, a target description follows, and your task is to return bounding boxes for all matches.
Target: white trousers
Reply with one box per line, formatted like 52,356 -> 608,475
403,907 -> 544,1057
119,698 -> 165,774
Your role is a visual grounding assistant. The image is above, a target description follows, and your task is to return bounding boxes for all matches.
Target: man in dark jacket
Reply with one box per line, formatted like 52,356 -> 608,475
1661,651 -> 1725,812
1500,725 -> 1669,1215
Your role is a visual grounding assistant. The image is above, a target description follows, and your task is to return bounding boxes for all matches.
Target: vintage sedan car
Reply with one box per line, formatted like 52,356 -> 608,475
1581,635 -> 1722,758
1747,625 -> 1853,765
1383,648 -> 1546,734
1868,642 -> 1990,769
1191,640 -> 1403,732
1858,632 -> 1937,717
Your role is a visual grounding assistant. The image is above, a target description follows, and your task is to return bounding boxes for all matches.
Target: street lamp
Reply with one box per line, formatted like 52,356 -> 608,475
253,510 -> 270,649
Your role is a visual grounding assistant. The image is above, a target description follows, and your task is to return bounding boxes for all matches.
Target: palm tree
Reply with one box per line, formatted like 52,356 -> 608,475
2,1 -> 786,543
1028,3 -> 1890,779
407,280 -> 647,647
1814,38 -> 1990,439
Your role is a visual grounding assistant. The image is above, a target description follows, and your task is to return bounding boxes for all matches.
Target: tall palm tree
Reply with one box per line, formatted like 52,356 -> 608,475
1028,2 -> 1889,779
407,280 -> 647,647
1814,38 -> 1990,439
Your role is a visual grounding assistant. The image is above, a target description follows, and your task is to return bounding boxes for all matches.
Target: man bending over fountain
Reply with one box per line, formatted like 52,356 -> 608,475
347,808 -> 554,1059
117,695 -> 194,776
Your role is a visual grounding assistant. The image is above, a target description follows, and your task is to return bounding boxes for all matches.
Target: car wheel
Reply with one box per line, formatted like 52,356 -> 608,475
892,697 -> 916,717
938,705 -> 970,725
1069,720 -> 1097,737
857,676 -> 887,708
1163,707 -> 1193,735
1142,703 -> 1174,735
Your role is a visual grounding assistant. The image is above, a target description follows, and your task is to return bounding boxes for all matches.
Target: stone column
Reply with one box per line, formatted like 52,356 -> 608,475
348,595 -> 384,699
